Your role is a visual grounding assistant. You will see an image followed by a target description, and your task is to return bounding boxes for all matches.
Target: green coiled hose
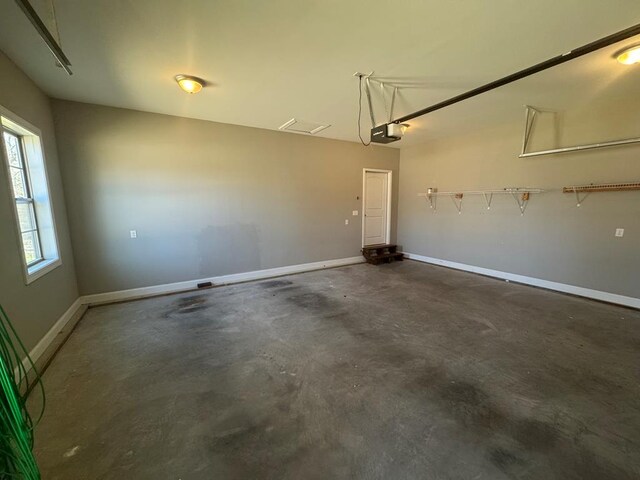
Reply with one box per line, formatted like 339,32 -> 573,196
0,304 -> 44,479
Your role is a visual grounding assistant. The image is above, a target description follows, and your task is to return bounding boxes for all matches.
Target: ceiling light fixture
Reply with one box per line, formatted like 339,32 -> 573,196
175,75 -> 204,94
615,44 -> 640,65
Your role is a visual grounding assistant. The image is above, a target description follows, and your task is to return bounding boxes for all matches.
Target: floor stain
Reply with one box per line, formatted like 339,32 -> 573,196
259,279 -> 294,289
489,447 -> 525,469
164,294 -> 210,317
286,291 -> 333,311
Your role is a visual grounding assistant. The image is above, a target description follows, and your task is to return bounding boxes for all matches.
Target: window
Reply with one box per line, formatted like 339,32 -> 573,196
3,130 -> 43,265
1,108 -> 61,283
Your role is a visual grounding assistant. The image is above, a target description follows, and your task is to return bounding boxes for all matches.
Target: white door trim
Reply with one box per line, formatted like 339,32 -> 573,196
362,168 -> 392,247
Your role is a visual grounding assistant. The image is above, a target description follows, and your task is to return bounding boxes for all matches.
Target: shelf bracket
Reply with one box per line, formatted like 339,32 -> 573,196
510,191 -> 530,216
482,192 -> 494,210
573,189 -> 589,207
451,193 -> 464,214
425,188 -> 437,212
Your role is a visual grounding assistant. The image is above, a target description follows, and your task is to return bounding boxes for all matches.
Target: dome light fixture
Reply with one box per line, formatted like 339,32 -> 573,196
615,44 -> 640,65
175,74 -> 204,94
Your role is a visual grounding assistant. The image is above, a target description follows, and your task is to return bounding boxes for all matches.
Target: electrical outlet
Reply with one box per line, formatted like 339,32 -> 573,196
615,228 -> 624,237
352,210 -> 359,216
345,219 -> 349,225
130,230 -> 137,238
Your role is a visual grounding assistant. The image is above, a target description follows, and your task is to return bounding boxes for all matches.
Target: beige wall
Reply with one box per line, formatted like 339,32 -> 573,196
398,99 -> 640,298
0,51 -> 79,351
52,100 -> 400,295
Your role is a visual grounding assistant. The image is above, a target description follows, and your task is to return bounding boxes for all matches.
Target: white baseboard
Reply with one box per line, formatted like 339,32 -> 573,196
19,251 -> 637,379
81,255 -> 366,306
404,252 -> 640,309
20,297 -> 87,377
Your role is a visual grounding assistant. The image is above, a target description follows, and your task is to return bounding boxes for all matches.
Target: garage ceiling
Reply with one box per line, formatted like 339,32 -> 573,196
0,0 -> 639,147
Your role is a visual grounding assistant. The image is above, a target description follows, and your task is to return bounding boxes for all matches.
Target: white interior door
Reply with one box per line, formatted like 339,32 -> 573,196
364,171 -> 389,246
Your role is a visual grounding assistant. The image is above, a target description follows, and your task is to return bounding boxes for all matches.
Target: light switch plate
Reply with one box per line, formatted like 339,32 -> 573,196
130,230 -> 137,238
352,210 -> 359,216
615,228 -> 624,237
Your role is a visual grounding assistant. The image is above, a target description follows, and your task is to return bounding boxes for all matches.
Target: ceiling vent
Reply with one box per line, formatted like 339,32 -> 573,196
278,118 -> 330,135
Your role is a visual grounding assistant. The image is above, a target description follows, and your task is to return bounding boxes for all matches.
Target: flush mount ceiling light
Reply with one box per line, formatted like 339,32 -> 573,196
615,44 -> 640,65
175,75 -> 204,93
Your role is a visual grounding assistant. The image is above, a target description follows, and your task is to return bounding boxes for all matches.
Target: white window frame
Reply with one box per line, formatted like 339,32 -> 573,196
0,106 -> 62,284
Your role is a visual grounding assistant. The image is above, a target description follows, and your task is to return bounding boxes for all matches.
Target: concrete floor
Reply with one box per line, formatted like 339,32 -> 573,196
32,261 -> 640,479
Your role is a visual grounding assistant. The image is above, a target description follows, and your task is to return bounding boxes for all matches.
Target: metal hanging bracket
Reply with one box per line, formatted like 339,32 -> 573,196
508,189 -> 530,216
482,192 -> 494,210
364,75 -> 377,127
519,105 -> 640,157
389,86 -> 398,123
572,189 -> 589,207
425,187 -> 438,212
451,193 -> 464,214
521,106 -> 539,154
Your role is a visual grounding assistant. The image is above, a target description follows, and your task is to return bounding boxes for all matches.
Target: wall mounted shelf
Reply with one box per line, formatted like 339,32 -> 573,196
417,188 -> 545,215
563,182 -> 640,206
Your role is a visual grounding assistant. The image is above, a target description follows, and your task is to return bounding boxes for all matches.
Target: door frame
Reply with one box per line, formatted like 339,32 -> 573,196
362,168 -> 392,247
